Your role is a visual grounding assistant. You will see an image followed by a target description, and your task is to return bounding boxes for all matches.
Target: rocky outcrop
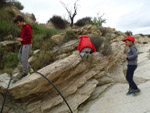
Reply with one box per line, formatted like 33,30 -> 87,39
0,33 -> 126,113
24,13 -> 36,23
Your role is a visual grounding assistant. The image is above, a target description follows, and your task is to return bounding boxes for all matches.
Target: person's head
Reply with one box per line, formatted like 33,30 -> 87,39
122,36 -> 135,47
13,15 -> 25,27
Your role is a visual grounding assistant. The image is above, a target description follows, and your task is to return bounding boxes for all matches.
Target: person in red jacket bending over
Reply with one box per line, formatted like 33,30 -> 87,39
77,35 -> 96,60
14,15 -> 34,79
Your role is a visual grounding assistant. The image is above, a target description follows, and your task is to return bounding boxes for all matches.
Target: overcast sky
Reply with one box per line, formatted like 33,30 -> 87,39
19,0 -> 150,34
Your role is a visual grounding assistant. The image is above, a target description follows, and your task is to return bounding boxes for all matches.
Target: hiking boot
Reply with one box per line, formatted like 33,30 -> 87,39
18,72 -> 30,80
29,68 -> 34,74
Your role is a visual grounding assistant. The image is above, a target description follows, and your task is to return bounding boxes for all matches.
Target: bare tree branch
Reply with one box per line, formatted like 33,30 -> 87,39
60,0 -> 80,27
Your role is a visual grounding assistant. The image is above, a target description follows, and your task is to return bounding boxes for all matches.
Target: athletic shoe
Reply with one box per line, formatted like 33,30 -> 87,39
126,90 -> 133,95
132,89 -> 141,96
18,72 -> 30,80
29,68 -> 34,74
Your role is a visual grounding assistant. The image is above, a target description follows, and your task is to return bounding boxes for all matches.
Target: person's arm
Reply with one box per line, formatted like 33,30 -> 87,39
127,47 -> 138,60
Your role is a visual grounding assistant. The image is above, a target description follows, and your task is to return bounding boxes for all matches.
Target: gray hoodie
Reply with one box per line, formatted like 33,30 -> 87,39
127,44 -> 138,65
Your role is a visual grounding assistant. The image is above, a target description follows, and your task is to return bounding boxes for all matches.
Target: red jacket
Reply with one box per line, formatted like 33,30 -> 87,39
20,24 -> 32,45
77,35 -> 96,52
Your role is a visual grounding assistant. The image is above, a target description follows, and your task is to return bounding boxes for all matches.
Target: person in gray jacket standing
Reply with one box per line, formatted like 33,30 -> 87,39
122,36 -> 140,96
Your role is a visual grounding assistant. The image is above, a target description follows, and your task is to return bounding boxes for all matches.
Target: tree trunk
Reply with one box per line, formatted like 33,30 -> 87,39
70,17 -> 74,27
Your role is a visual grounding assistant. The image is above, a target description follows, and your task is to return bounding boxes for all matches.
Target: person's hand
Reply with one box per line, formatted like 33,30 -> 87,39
124,56 -> 128,60
16,38 -> 23,42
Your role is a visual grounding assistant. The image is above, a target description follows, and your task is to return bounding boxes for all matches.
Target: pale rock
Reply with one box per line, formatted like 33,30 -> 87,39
94,71 -> 106,79
88,83 -> 113,101
0,73 -> 10,93
51,33 -> 65,44
46,79 -> 98,113
97,76 -> 115,86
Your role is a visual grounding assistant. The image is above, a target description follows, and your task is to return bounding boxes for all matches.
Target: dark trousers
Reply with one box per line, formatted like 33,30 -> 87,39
126,65 -> 138,90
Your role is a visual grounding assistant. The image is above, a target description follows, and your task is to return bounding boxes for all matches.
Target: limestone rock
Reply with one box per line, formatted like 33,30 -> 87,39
51,33 -> 65,44
24,13 -> 36,23
88,83 -> 113,100
97,76 -> 115,86
0,73 -> 10,93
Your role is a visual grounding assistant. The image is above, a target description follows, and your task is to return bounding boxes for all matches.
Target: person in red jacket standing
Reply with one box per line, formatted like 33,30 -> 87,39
14,15 -> 33,79
77,35 -> 96,60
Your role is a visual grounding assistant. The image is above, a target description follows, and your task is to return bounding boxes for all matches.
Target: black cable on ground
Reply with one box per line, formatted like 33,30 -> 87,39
34,71 -> 73,113
0,76 -> 12,113
0,72 -> 73,113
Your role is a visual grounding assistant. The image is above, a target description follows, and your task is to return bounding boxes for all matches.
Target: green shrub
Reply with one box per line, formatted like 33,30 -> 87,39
49,15 -> 68,29
63,30 -> 78,43
0,52 -> 18,73
0,18 -> 20,41
75,17 -> 93,27
0,0 -> 7,8
0,7 -> 16,21
88,34 -> 104,51
0,7 -> 20,41
92,14 -> 106,26
28,22 -> 61,50
31,38 -> 56,70
30,51 -> 54,71
12,1 -> 24,10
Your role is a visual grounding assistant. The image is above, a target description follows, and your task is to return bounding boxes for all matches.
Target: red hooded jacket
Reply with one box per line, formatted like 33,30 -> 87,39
77,35 -> 96,52
20,24 -> 32,45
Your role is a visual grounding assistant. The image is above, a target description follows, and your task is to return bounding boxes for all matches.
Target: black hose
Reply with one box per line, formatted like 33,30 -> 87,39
0,72 -> 73,113
34,71 -> 73,113
0,76 -> 12,113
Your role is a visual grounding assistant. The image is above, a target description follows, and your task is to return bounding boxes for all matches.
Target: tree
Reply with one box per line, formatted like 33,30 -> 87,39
0,0 -> 7,8
60,0 -> 79,27
12,1 -> 24,10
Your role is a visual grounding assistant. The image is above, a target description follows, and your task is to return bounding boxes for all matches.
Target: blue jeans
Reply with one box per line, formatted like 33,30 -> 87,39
126,65 -> 138,90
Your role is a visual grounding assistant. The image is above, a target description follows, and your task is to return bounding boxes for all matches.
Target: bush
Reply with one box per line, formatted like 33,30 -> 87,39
75,17 -> 93,27
92,14 -> 106,26
31,38 -> 56,70
88,34 -> 104,51
0,52 -> 18,74
0,0 -> 7,8
30,50 -> 54,71
87,34 -> 112,55
125,31 -> 133,36
0,7 -> 16,21
49,15 -> 68,29
12,1 -> 24,10
63,30 -> 78,43
0,18 -> 20,41
29,22 -> 61,50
